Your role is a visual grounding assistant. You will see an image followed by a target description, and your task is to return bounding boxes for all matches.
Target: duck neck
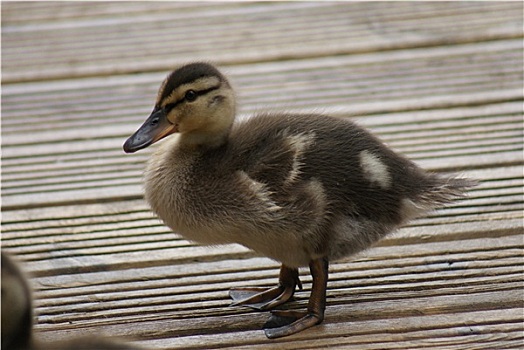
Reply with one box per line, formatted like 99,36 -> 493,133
179,102 -> 236,150
178,126 -> 231,151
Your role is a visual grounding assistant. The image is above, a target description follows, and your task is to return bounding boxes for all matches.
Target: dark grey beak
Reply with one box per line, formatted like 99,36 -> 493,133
123,108 -> 177,153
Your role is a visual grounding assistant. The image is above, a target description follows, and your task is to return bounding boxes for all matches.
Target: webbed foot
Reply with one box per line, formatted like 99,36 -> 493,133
229,265 -> 301,310
264,312 -> 322,339
263,258 -> 329,339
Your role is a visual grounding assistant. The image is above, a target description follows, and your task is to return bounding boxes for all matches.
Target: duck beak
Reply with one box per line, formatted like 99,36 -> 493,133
123,108 -> 178,153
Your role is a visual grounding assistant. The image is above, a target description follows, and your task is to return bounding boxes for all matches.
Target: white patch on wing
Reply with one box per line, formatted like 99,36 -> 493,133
305,178 -> 328,212
237,171 -> 282,212
284,132 -> 315,186
359,150 -> 391,189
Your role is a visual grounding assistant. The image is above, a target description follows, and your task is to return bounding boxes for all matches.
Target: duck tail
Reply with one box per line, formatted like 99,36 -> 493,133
417,174 -> 478,208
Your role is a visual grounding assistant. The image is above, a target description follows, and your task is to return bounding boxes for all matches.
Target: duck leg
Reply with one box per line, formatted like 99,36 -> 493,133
264,257 -> 328,339
229,265 -> 301,310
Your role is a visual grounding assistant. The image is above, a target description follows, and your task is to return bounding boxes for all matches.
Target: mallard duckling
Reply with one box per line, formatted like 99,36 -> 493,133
124,62 -> 475,338
1,252 -> 142,350
2,252 -> 34,350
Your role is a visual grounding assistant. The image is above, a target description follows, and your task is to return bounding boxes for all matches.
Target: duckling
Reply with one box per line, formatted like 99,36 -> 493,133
2,252 -> 34,350
123,62 -> 476,338
1,252 -> 143,350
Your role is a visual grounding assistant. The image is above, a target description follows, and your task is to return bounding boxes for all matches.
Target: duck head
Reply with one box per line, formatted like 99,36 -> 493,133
124,63 -> 236,153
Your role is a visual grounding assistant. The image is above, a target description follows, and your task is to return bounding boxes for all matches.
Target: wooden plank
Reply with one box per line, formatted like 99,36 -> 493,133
3,2 -> 517,28
3,38 -> 521,102
32,256 -> 523,309
33,275 -> 523,328
32,258 -> 523,317
3,39 -> 522,133
33,291 -> 523,348
129,309 -> 522,350
1,2 -> 218,23
2,2 -> 522,82
25,236 -> 522,333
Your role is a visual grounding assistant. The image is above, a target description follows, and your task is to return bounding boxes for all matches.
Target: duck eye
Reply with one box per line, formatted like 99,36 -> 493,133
185,90 -> 197,102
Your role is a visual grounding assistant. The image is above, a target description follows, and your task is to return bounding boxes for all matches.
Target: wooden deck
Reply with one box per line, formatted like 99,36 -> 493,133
2,2 -> 523,349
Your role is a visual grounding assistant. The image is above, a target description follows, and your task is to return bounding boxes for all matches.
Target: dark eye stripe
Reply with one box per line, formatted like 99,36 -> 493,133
163,85 -> 221,112
193,85 -> 220,98
164,101 -> 180,112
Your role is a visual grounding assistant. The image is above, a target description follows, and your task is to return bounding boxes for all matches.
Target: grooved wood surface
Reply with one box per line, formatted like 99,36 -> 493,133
2,2 -> 523,349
